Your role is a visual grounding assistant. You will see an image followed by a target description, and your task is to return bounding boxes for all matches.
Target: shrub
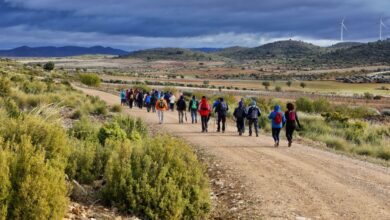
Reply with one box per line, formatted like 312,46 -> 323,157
324,138 -> 347,151
22,81 -> 46,94
43,62 -> 55,71
102,136 -> 210,220
286,81 -> 292,87
300,82 -> 306,88
363,92 -> 373,100
98,122 -> 127,145
114,115 -> 148,139
0,77 -> 11,97
376,147 -> 390,160
275,86 -> 282,92
312,98 -> 332,113
262,81 -> 270,90
296,97 -> 314,113
132,84 -> 151,93
0,136 -> 68,220
110,104 -> 122,113
79,73 -> 101,87
69,117 -> 99,141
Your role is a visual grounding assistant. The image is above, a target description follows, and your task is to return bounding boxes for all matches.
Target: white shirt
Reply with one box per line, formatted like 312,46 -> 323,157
169,95 -> 176,104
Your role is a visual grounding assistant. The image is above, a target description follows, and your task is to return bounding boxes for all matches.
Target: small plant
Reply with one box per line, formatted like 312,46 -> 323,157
363,92 -> 373,100
275,86 -> 282,92
110,104 -> 122,113
262,81 -> 270,90
79,73 -> 101,87
286,81 -> 292,87
300,82 -> 306,89
43,62 -> 55,71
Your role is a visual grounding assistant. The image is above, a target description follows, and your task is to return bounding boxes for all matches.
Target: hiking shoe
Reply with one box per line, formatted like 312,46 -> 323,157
274,141 -> 278,147
239,132 -> 242,136
288,141 -> 292,147
249,134 -> 252,137
256,134 -> 259,137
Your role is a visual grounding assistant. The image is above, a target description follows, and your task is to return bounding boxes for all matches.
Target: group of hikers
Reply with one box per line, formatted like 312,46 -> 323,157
120,88 -> 301,147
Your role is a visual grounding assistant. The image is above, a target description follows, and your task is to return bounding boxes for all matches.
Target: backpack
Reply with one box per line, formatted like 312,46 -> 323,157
191,100 -> 198,110
145,96 -> 151,104
129,94 -> 134,99
275,112 -> 283,124
200,102 -> 209,111
159,100 -> 165,109
219,102 -> 227,113
234,107 -> 245,118
248,107 -> 259,119
288,111 -> 296,121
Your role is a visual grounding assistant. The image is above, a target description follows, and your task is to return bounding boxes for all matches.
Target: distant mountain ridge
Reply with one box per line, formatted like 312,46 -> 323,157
0,46 -> 129,57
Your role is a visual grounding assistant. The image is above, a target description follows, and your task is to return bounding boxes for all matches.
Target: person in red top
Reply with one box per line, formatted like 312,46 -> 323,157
198,96 -> 211,133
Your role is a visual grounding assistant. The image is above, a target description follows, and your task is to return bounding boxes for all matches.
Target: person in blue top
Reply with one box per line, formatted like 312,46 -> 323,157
120,90 -> 126,106
145,93 -> 152,112
268,105 -> 286,147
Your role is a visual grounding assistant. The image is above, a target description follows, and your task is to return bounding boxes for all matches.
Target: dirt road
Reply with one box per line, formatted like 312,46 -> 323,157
75,86 -> 390,220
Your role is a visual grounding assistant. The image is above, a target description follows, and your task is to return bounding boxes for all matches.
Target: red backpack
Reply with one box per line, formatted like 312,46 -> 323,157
275,112 -> 283,124
288,111 -> 296,121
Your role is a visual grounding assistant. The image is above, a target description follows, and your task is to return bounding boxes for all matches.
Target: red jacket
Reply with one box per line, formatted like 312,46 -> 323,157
198,98 -> 211,117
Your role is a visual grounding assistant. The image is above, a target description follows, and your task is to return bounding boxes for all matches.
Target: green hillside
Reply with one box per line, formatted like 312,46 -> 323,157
121,48 -> 226,61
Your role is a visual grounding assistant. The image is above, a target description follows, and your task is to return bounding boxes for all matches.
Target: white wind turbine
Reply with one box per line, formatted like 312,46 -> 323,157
380,17 -> 387,41
340,18 -> 348,42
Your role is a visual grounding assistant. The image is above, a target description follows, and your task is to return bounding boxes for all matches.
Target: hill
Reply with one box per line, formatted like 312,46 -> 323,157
190,48 -> 223,53
0,46 -> 128,57
327,42 -> 364,50
216,40 -> 325,60
317,40 -> 390,66
121,48 -> 226,61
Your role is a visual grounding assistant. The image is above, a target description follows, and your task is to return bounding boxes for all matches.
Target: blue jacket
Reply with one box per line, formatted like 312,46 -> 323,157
120,91 -> 126,100
268,105 -> 286,128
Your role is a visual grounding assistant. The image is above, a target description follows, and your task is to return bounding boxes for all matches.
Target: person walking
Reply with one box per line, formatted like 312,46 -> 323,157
169,92 -> 176,111
268,105 -> 286,147
176,95 -> 187,124
155,97 -> 168,124
120,90 -> 126,106
233,101 -> 247,136
145,93 -> 152,112
150,91 -> 157,113
137,90 -> 144,109
285,103 -> 301,147
128,89 -> 134,109
198,96 -> 211,132
215,97 -> 229,132
188,96 -> 199,123
247,101 -> 261,137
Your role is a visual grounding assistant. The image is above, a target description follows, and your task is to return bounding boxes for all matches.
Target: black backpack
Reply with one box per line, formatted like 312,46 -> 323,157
247,106 -> 260,119
234,107 -> 246,118
219,102 -> 228,114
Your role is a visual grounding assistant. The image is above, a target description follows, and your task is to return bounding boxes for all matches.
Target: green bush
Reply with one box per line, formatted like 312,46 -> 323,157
296,97 -> 314,113
114,115 -> 148,139
0,77 -> 11,97
102,136 -> 210,220
79,73 -> 101,87
43,62 -> 55,71
110,104 -> 122,113
98,122 -> 127,145
22,81 -> 46,94
0,136 -> 68,220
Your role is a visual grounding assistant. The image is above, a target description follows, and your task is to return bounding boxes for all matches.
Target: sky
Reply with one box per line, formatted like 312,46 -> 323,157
0,0 -> 389,50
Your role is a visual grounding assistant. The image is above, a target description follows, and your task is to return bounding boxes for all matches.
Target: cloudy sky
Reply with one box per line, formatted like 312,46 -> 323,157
0,0 -> 389,50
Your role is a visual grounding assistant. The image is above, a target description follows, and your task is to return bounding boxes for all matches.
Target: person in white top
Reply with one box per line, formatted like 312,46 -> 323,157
169,92 -> 176,111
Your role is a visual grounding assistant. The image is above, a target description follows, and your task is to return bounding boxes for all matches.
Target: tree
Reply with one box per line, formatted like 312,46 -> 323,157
286,81 -> 292,87
262,81 -> 270,90
300,82 -> 306,89
43,62 -> 55,71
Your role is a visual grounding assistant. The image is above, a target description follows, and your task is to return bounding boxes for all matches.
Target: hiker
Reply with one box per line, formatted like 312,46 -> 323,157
198,96 -> 211,132
176,95 -> 187,124
128,89 -> 134,109
215,97 -> 229,132
285,103 -> 301,147
164,92 -> 171,105
268,105 -> 286,147
169,92 -> 176,111
150,91 -> 158,113
120,90 -> 126,106
247,101 -> 261,137
233,101 -> 247,136
137,90 -> 144,109
188,95 -> 199,123
212,98 -> 220,112
155,97 -> 168,124
145,93 -> 152,112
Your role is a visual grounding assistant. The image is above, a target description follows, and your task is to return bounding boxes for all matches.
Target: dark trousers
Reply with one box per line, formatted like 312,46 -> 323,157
146,104 -> 151,112
217,114 -> 226,132
138,100 -> 143,109
272,128 -> 281,142
286,126 -> 295,142
170,103 -> 174,111
248,119 -> 259,136
236,118 -> 245,135
201,116 -> 208,132
178,110 -> 184,123
128,99 -> 134,108
151,104 -> 156,113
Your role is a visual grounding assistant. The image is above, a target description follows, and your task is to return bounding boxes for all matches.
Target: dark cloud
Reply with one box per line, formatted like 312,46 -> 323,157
0,0 -> 389,49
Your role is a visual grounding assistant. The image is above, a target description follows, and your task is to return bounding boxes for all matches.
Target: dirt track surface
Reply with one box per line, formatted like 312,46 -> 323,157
75,86 -> 390,220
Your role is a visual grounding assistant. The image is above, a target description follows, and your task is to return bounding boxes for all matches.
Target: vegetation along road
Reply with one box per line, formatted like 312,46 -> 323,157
76,85 -> 390,220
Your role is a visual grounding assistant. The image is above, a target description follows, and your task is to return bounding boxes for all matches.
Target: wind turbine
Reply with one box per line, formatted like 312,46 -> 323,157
340,18 -> 348,42
380,17 -> 387,41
